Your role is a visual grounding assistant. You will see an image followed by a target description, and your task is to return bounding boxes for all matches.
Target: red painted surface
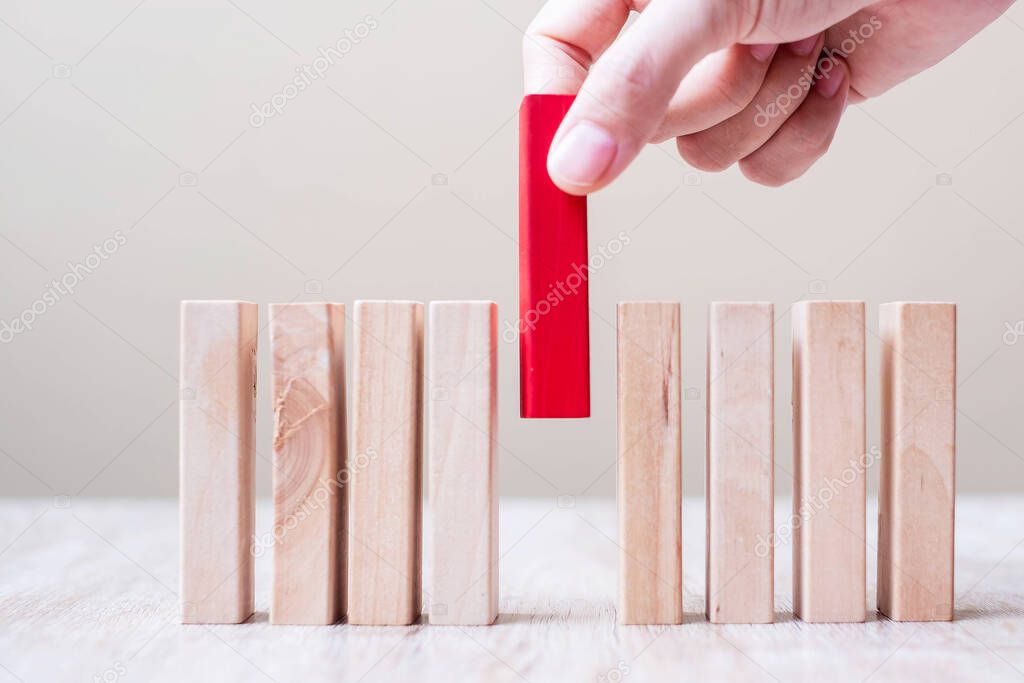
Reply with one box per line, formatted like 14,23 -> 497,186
518,94 -> 591,418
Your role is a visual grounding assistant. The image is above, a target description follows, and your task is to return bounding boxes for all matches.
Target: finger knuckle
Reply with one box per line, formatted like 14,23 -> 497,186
676,136 -> 732,173
714,74 -> 759,117
793,123 -> 836,158
740,159 -> 789,187
592,47 -> 659,100
735,0 -> 757,38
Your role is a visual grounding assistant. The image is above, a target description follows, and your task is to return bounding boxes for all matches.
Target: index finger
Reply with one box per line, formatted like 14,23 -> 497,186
528,0 -> 736,194
523,0 -> 634,95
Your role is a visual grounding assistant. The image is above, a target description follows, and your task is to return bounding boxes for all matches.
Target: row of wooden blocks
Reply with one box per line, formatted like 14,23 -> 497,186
621,300 -> 954,624
180,299 -> 954,626
181,299 -> 496,626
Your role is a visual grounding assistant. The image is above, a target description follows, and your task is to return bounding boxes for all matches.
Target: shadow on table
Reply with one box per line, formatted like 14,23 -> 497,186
239,612 -> 427,627
234,606 -> 997,627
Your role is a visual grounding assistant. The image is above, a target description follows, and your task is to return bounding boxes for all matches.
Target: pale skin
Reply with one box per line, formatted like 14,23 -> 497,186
524,0 -> 1015,191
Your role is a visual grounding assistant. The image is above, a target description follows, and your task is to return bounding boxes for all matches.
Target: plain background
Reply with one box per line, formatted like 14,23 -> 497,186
0,0 -> 1022,500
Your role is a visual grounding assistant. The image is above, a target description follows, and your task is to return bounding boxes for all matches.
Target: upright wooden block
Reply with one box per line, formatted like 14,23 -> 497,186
519,94 -> 590,418
348,300 -> 424,625
706,302 -> 774,624
616,302 -> 682,625
427,301 -> 498,625
878,302 -> 956,622
792,301 -> 866,623
269,303 -> 345,625
179,300 -> 257,624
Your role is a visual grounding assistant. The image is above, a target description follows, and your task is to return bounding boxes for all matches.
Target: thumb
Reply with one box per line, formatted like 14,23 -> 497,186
545,0 -> 738,194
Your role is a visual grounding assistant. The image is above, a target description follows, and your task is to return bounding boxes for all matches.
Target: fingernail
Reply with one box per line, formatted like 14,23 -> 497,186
750,44 -> 777,63
788,35 -> 819,57
815,70 -> 845,98
548,122 -> 617,188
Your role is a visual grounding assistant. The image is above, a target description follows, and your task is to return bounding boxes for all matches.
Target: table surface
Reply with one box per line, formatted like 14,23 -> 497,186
0,497 -> 1022,683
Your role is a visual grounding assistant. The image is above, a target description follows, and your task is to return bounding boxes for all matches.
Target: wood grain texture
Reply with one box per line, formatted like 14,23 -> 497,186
348,300 -> 424,625
179,300 -> 257,624
878,302 -> 956,622
268,303 -> 345,625
6,497 -> 1024,682
427,301 -> 498,625
616,302 -> 682,625
706,302 -> 774,624
792,300 -> 867,623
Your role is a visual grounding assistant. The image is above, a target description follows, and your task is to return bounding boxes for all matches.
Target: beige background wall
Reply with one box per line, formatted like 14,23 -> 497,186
1,0 -> 1022,499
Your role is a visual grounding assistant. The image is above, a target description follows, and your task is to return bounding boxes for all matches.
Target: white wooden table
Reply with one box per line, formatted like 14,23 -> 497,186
1,497 -> 1022,682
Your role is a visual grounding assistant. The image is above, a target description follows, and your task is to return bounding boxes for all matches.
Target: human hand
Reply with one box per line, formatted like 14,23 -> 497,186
524,0 -> 1013,191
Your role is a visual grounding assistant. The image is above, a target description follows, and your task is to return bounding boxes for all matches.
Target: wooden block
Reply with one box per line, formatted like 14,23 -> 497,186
519,94 -> 590,418
792,301 -> 866,623
269,303 -> 345,625
878,302 -> 956,621
348,300 -> 424,625
616,302 -> 682,625
706,302 -> 774,624
427,301 -> 499,625
179,300 -> 257,624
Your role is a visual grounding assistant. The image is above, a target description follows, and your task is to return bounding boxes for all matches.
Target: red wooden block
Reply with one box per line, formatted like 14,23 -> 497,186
518,94 -> 591,418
